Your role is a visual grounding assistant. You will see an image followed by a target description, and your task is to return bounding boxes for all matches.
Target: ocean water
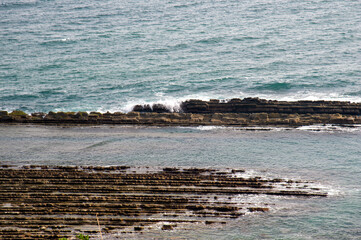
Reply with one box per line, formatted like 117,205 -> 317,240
1,0 -> 361,113
0,125 -> 360,239
1,0 -> 361,239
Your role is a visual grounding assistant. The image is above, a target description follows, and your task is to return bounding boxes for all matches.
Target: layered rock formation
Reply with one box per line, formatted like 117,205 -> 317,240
0,165 -> 326,239
134,98 -> 361,115
1,98 -> 361,126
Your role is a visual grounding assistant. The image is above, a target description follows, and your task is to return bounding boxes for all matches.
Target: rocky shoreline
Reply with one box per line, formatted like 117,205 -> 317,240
0,165 -> 327,239
1,98 -> 361,126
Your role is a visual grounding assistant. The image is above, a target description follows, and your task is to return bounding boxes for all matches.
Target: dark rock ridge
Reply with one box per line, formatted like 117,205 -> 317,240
1,98 -> 361,126
0,165 -> 326,239
134,98 -> 361,115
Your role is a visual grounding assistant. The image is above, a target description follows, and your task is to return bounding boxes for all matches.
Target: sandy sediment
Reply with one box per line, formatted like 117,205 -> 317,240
0,165 -> 327,239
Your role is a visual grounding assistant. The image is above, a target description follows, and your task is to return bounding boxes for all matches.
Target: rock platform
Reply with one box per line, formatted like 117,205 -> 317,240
1,98 -> 361,126
0,165 -> 326,239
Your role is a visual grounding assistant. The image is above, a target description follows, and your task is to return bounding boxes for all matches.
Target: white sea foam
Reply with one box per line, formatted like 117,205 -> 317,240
297,124 -> 361,133
113,90 -> 361,114
194,126 -> 227,131
116,98 -> 182,113
117,96 -> 197,113
309,183 -> 343,197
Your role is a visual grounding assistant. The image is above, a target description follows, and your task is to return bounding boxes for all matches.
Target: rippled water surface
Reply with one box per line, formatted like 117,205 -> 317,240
1,0 -> 361,112
1,0 -> 360,239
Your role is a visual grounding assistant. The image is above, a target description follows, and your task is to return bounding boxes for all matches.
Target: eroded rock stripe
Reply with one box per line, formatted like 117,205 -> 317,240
1,98 -> 361,126
0,166 -> 326,239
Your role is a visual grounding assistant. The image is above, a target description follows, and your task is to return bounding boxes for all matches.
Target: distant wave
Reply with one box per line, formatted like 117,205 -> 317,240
195,37 -> 224,45
39,38 -> 77,46
237,80 -> 358,93
173,2 -> 201,9
346,89 -> 361,97
0,93 -> 39,101
38,88 -> 66,97
0,0 -> 38,8
250,82 -> 293,91
36,64 -> 63,71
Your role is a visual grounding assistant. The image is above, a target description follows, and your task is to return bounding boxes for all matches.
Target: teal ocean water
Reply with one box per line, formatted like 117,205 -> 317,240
1,0 -> 361,113
1,0 -> 361,239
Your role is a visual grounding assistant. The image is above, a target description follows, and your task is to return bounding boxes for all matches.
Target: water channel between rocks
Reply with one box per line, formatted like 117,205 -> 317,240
0,125 -> 360,239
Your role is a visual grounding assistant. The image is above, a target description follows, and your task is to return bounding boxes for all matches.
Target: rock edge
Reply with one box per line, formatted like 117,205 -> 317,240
1,98 -> 361,126
0,165 -> 326,239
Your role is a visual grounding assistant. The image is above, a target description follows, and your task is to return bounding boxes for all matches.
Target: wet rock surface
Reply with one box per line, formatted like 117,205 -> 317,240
0,165 -> 327,239
180,98 -> 361,115
134,98 -> 361,115
1,98 -> 361,126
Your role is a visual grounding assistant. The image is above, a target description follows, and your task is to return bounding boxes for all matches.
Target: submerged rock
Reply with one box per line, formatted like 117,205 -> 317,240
161,224 -> 174,230
0,165 -> 327,239
248,207 -> 269,212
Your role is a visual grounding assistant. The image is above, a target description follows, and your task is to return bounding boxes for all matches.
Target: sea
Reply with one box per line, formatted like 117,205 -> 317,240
0,0 -> 360,239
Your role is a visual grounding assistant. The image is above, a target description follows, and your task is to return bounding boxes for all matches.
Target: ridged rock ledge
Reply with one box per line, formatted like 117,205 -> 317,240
1,98 -> 361,126
0,165 -> 327,239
